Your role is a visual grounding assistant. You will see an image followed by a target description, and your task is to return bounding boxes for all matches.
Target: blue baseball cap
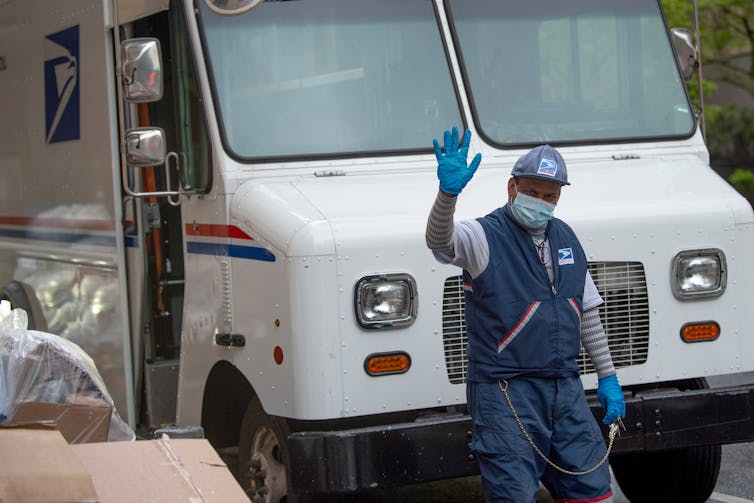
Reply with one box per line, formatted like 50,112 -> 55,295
511,144 -> 570,186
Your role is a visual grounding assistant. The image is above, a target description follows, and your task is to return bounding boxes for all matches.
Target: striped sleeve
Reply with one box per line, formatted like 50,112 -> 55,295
425,190 -> 458,253
581,307 -> 616,378
426,190 -> 490,278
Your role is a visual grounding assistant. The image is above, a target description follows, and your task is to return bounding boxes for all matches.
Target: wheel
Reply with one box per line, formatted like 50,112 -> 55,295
237,397 -> 384,503
611,445 -> 721,502
1,280 -> 48,331
238,397 -> 292,503
610,378 -> 722,503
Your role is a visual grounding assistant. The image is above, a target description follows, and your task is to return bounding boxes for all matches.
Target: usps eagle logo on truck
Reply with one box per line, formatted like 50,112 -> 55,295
44,25 -> 80,143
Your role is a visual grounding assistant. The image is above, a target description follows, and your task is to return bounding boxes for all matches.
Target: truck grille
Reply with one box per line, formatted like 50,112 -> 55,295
442,262 -> 650,384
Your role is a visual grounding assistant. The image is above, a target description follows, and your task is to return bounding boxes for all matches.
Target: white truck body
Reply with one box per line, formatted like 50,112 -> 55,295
1,0 -> 753,498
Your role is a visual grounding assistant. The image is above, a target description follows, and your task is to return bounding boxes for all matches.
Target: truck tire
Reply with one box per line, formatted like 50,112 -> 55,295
610,378 -> 722,503
238,396 -> 296,503
238,398 -> 385,503
1,280 -> 48,331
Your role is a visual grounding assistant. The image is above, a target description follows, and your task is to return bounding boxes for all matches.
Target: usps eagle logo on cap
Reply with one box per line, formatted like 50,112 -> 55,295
538,158 -> 558,177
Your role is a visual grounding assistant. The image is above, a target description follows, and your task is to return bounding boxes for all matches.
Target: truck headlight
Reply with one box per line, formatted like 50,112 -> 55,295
354,273 -> 417,329
671,249 -> 726,300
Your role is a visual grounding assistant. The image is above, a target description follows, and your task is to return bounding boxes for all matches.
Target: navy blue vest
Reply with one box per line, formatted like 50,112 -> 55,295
464,206 -> 587,382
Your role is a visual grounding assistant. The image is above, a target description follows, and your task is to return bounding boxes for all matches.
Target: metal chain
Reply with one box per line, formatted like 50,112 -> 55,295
498,380 -> 620,476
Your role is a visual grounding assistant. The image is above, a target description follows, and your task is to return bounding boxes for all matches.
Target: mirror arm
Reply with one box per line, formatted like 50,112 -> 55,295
123,67 -> 135,86
693,0 -> 706,141
123,166 -> 181,200
166,152 -> 182,207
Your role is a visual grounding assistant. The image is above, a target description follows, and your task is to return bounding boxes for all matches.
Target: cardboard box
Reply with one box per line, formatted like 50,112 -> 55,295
0,427 -> 250,503
0,426 -> 98,502
10,400 -> 111,443
72,436 -> 250,502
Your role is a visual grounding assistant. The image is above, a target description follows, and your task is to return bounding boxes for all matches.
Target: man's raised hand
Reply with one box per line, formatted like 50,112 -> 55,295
433,126 -> 482,195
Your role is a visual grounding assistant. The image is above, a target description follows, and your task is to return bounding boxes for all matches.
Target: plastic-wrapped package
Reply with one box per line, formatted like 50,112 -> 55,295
0,300 -> 134,442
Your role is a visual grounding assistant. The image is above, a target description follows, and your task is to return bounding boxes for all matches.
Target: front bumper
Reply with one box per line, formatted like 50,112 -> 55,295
287,383 -> 754,494
611,383 -> 754,453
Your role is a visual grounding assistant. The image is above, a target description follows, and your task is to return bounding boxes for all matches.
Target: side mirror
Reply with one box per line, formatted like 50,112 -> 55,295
204,0 -> 264,15
125,127 -> 166,166
121,38 -> 163,102
670,28 -> 698,81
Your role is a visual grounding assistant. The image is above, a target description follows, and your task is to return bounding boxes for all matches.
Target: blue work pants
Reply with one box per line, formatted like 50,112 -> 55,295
467,376 -> 613,503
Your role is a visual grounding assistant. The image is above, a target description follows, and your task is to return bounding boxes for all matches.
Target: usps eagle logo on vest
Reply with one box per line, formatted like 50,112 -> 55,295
558,247 -> 574,265
537,158 -> 558,177
44,25 -> 80,143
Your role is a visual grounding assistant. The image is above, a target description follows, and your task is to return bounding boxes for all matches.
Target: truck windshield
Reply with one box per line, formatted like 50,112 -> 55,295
198,0 -> 462,159
447,0 -> 695,145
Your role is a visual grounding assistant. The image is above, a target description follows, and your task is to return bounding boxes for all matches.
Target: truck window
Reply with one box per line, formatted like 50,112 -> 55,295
447,0 -> 696,145
197,0 -> 462,159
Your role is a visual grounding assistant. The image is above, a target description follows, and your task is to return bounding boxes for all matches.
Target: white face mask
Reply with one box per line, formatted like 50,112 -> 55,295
511,183 -> 556,229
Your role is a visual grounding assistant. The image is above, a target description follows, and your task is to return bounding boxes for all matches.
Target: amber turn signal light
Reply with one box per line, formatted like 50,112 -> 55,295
364,351 -> 411,376
680,321 -> 720,343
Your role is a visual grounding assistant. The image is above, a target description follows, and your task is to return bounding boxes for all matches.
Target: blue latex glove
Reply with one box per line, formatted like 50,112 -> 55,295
597,374 -> 626,425
432,126 -> 482,195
